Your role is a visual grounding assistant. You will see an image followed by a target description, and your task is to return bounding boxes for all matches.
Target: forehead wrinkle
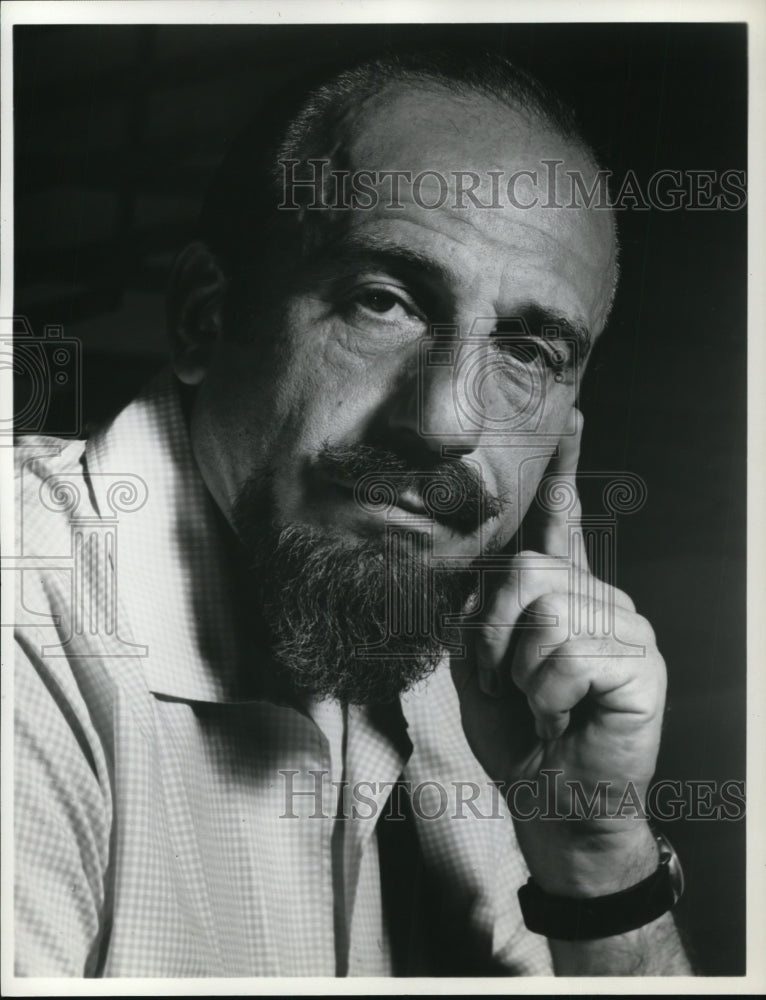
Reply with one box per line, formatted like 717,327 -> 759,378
329,230 -> 457,286
412,205 -> 609,326
362,180 -> 612,279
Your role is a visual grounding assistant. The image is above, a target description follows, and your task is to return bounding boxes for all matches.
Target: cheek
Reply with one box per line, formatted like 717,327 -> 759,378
483,354 -> 577,433
518,447 -> 558,512
276,315 -> 404,444
190,369 -> 277,510
488,433 -> 562,549
274,362 -> 369,453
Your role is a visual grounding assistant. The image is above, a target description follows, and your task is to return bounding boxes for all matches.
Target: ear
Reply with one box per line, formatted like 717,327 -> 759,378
167,241 -> 227,385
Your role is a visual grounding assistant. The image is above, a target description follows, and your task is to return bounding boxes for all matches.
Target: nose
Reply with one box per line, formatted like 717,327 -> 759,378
385,339 -> 488,456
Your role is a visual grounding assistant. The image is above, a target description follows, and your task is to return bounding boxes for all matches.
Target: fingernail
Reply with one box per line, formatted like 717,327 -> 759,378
479,668 -> 499,697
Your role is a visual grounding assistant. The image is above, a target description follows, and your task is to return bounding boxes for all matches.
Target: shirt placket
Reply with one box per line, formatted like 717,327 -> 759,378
342,702 -> 413,976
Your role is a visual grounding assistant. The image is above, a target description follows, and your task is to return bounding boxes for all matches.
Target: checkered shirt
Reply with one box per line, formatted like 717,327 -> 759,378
13,369 -> 553,977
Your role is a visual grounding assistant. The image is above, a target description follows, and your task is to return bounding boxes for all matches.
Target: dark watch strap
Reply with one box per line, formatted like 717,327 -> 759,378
517,838 -> 681,941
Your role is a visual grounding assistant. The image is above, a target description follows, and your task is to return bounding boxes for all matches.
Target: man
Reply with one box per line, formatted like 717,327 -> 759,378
14,51 -> 691,976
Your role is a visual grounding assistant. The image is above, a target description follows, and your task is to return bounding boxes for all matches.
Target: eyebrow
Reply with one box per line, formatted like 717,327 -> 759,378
498,304 -> 593,360
302,233 -> 593,356
302,232 -> 457,297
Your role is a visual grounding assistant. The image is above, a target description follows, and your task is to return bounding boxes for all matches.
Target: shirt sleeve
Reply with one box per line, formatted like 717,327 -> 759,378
14,640 -> 111,976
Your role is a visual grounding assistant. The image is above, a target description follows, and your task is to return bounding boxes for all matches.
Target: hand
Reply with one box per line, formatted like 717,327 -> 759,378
451,408 -> 666,896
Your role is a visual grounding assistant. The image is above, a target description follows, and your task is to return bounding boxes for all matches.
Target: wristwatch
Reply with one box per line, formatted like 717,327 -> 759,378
517,829 -> 685,941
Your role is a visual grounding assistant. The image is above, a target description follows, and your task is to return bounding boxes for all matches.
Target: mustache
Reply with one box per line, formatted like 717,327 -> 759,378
314,442 -> 505,535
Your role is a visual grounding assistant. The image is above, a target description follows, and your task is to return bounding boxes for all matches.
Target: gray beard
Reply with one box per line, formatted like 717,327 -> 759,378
233,485 -> 478,704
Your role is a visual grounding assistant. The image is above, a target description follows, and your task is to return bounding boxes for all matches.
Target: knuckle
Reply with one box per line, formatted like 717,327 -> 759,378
516,548 -> 543,560
528,592 -> 568,620
476,622 -> 511,651
614,588 -> 637,612
603,583 -> 636,614
526,689 -> 546,716
526,685 -> 558,717
632,613 -> 657,645
513,551 -> 566,574
598,582 -> 636,612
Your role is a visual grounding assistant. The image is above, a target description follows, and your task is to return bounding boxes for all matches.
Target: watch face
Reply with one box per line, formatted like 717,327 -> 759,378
667,852 -> 685,901
656,831 -> 685,902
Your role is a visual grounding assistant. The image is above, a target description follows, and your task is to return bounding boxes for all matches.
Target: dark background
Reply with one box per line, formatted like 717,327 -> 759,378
14,23 -> 747,975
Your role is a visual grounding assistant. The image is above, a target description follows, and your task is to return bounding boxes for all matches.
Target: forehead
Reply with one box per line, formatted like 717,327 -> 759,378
330,83 -> 616,334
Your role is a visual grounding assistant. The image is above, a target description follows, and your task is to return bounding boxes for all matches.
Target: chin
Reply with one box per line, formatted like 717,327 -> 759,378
241,520 -> 478,704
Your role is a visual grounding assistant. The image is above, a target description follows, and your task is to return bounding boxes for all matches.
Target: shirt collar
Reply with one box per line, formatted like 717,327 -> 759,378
85,368 -> 250,702
82,368 -> 421,768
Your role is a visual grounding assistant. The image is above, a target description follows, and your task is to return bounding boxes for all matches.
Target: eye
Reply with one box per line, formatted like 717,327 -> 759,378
492,336 -> 549,372
490,338 -> 574,391
355,289 -> 408,315
339,281 -> 427,334
493,333 -> 571,372
496,339 -> 539,365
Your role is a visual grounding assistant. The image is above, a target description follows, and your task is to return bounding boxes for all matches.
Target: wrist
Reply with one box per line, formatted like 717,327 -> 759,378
517,826 -> 685,944
520,821 -> 659,898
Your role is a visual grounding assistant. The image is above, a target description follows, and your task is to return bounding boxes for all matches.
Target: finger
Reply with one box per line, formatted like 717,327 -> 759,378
473,555 -> 570,695
523,652 -> 593,741
509,594 -> 641,695
538,406 -> 589,568
450,649 -> 540,765
473,554 -> 635,695
510,604 -> 662,737
523,642 -> 663,742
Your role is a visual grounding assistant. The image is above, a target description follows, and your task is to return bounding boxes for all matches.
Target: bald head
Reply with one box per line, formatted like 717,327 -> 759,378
203,55 -> 613,236
195,51 -> 618,342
